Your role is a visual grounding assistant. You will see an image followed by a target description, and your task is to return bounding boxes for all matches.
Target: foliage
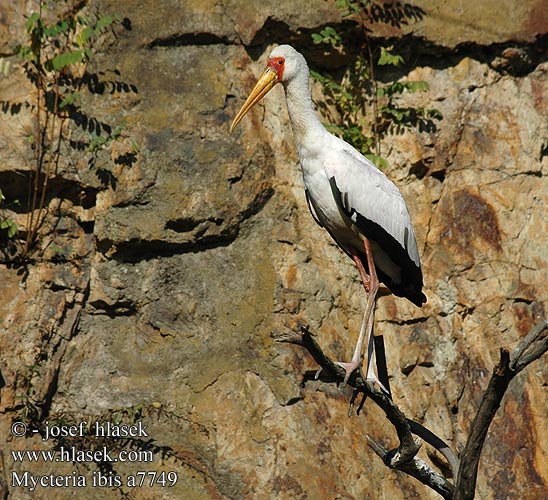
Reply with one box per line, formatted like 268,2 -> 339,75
0,188 -> 18,239
0,1 -> 134,260
311,1 -> 442,168
16,364 -> 42,422
17,2 -> 118,257
311,26 -> 342,49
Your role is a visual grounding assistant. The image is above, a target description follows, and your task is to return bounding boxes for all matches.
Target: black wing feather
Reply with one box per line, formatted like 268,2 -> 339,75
329,176 -> 426,306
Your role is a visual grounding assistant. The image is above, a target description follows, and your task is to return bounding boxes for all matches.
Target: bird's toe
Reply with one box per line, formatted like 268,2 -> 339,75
336,361 -> 360,385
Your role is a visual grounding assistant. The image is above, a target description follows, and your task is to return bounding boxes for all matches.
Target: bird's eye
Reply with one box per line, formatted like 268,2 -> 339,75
278,60 -> 283,65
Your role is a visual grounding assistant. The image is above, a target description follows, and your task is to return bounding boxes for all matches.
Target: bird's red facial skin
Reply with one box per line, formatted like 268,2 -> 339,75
267,57 -> 285,82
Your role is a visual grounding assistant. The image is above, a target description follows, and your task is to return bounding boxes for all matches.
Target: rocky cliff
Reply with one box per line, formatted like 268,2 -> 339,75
0,1 -> 547,499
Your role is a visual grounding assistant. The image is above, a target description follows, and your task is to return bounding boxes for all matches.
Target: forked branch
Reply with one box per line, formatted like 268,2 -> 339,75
273,319 -> 548,499
272,326 -> 454,499
454,319 -> 548,500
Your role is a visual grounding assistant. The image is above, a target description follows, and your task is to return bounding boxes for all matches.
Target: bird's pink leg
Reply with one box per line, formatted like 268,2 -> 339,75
360,237 -> 388,390
350,251 -> 371,293
337,237 -> 384,389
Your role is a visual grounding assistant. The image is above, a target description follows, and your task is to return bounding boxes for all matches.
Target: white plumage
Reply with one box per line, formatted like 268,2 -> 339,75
303,130 -> 422,287
231,44 -> 425,386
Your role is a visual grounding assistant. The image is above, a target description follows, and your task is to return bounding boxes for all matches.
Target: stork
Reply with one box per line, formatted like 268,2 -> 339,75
230,45 -> 426,389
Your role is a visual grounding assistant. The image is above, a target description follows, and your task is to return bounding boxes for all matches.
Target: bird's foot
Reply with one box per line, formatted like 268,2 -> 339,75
335,362 -> 390,396
335,361 -> 360,385
364,371 -> 390,396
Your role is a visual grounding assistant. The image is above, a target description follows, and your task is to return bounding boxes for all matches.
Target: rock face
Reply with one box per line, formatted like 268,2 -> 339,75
0,1 -> 546,499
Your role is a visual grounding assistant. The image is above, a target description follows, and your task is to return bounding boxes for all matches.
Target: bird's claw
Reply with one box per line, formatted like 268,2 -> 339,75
364,372 -> 390,396
335,361 -> 360,385
348,388 -> 368,417
334,361 -> 390,396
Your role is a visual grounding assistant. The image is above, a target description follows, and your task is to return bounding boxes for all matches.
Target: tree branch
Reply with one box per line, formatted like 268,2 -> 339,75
273,319 -> 547,499
454,319 -> 548,500
510,319 -> 548,373
367,436 -> 454,499
408,419 -> 460,479
272,326 -> 454,498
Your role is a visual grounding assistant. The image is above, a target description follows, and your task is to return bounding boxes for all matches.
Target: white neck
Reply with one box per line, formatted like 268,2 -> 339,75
282,71 -> 325,147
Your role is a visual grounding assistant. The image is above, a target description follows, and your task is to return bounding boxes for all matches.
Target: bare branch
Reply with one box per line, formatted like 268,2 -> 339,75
0,450 -> 8,500
408,420 -> 460,479
454,320 -> 548,500
367,435 -> 454,500
274,320 -> 547,500
510,319 -> 548,373
271,328 -> 305,346
273,326 -> 454,497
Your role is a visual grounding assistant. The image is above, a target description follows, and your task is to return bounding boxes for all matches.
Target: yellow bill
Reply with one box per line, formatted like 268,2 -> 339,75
230,67 -> 278,132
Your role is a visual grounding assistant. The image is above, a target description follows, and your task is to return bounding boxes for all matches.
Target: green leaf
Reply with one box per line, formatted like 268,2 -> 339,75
428,108 -> 443,120
310,69 -> 324,82
310,70 -> 337,89
311,33 -> 323,44
26,13 -> 41,33
407,80 -> 430,93
94,14 -> 115,35
43,19 -> 70,37
76,26 -> 92,47
17,45 -> 34,62
111,123 -> 125,139
59,92 -> 78,109
49,50 -> 85,71
0,218 -> 18,238
312,26 -> 341,47
335,0 -> 360,15
324,124 -> 346,135
8,221 -> 18,238
378,47 -> 404,66
87,132 -> 110,152
392,82 -> 404,94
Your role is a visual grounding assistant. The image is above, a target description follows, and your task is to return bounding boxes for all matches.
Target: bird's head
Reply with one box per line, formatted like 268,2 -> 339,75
230,45 -> 307,132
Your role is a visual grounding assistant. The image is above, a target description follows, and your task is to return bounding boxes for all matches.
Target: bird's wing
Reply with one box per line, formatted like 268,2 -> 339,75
305,188 -> 324,228
324,141 -> 421,268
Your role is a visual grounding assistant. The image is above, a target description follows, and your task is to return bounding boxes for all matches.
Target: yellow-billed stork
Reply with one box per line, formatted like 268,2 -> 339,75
231,45 -> 426,389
